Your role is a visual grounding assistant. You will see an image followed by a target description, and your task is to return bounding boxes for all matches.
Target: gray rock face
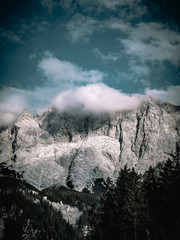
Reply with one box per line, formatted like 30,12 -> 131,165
0,99 -> 179,192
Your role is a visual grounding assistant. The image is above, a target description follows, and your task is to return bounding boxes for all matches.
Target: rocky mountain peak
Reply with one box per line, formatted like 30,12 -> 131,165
0,99 -> 179,192
16,109 -> 36,128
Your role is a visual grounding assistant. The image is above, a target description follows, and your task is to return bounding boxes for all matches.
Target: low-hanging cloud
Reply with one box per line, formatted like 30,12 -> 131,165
53,83 -> 146,113
0,54 -> 105,126
145,85 -> 180,106
1,53 -> 180,127
0,87 -> 27,127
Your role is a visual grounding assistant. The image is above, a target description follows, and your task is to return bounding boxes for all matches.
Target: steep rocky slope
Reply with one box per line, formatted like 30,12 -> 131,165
0,98 -> 179,192
0,177 -> 83,240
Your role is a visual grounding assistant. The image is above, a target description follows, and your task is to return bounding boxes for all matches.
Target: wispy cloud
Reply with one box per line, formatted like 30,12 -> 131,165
129,64 -> 150,87
29,53 -> 37,60
92,48 -> 119,62
97,0 -> 137,10
130,65 -> 150,77
145,85 -> 180,106
119,22 -> 180,65
64,1 -> 147,43
18,18 -> 50,35
0,18 -> 49,45
64,6 -> 180,66
97,0 -> 147,19
0,28 -> 22,44
66,14 -> 97,43
60,0 -> 146,19
114,70 -> 150,88
41,0 -> 57,12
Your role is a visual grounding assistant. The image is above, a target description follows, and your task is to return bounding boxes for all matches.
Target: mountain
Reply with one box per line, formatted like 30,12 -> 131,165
0,98 -> 179,192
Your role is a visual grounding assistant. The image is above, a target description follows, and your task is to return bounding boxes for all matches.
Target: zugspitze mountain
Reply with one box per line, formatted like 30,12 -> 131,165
0,98 -> 179,192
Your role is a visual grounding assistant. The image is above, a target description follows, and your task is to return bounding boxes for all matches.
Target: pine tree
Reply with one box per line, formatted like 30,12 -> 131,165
88,167 -> 149,240
143,143 -> 180,239
87,177 -> 115,240
114,167 -> 148,240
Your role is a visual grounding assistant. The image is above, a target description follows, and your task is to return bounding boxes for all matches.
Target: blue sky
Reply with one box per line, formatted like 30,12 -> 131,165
0,0 -> 180,125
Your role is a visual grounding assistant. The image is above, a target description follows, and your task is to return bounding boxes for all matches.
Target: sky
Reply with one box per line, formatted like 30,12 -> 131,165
0,0 -> 180,125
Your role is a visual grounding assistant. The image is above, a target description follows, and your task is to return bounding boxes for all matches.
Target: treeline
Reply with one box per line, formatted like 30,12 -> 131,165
0,177 -> 84,240
87,144 -> 180,240
1,145 -> 180,239
43,184 -> 99,233
43,185 -> 99,211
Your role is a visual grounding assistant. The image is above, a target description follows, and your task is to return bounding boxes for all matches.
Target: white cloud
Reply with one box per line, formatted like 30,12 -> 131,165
145,85 -> 180,106
65,2 -> 146,43
66,14 -> 97,43
38,52 -> 104,85
1,83 -> 179,127
0,52 -> 105,120
119,22 -> 180,64
65,14 -> 180,68
38,54 -> 180,113
105,19 -> 180,65
1,51 -> 179,127
92,48 -> 119,62
54,83 -> 145,113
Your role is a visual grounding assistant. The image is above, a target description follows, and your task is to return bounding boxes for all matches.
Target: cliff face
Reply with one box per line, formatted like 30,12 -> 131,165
0,98 -> 179,192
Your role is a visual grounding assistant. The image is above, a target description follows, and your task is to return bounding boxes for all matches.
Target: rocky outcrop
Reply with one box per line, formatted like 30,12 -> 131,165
0,98 -> 179,192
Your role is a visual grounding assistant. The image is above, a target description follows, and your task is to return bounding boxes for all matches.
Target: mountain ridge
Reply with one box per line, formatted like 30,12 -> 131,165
0,98 -> 179,192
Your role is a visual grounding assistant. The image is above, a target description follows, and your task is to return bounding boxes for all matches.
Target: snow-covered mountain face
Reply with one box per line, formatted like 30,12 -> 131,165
0,98 -> 179,192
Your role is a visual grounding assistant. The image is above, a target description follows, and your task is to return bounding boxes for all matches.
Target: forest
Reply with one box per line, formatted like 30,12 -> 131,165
0,144 -> 179,240
87,144 -> 180,240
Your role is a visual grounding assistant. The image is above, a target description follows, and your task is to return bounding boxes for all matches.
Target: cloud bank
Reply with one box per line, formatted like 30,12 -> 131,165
0,53 -> 180,127
54,83 -> 145,113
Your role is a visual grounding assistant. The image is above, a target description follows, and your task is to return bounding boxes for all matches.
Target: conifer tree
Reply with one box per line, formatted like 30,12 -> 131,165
88,167 -> 149,240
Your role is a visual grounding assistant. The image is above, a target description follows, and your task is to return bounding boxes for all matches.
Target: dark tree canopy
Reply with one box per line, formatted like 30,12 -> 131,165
88,144 -> 180,240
